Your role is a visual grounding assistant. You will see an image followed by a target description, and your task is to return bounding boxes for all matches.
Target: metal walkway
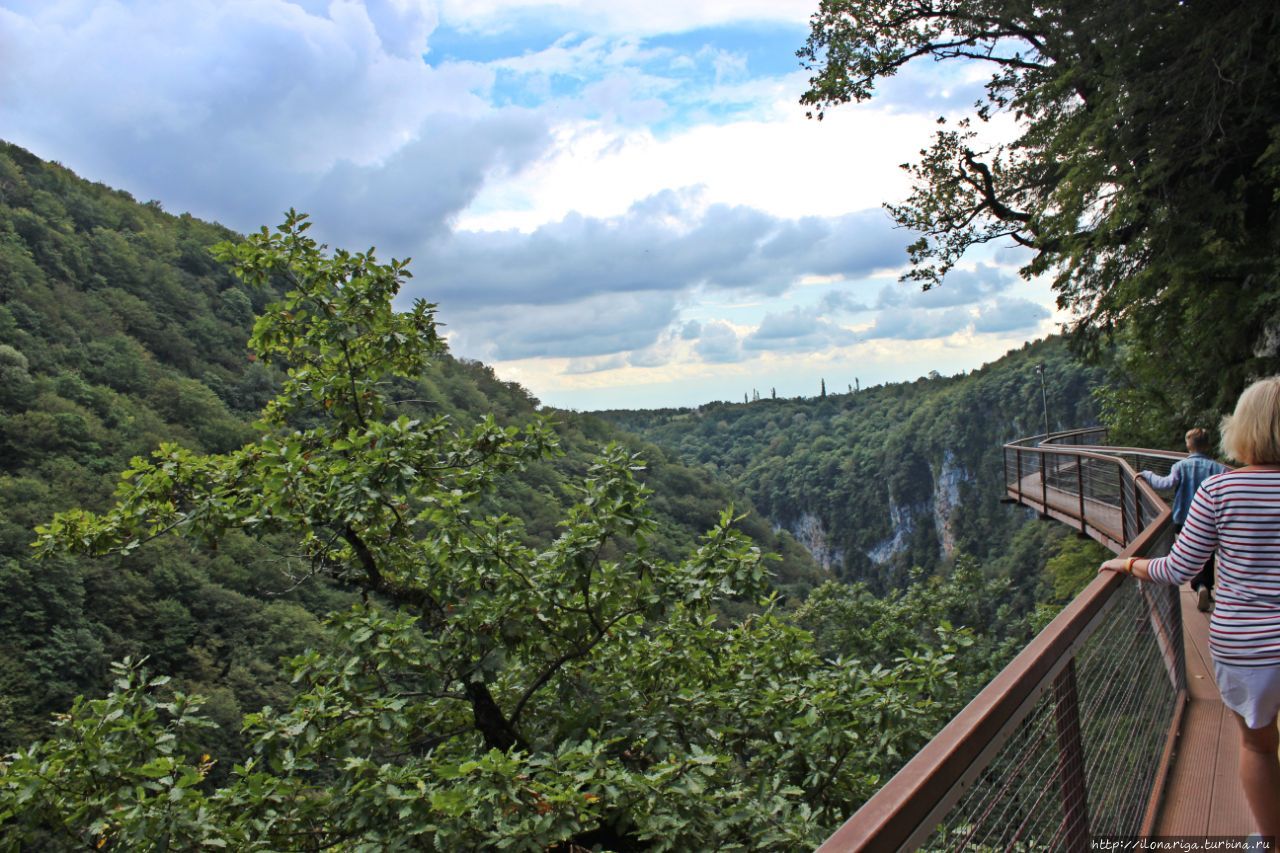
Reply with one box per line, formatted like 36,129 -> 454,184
818,428 -> 1253,850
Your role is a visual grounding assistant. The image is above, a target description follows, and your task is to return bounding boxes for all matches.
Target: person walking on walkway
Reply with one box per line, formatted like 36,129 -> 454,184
1138,428 -> 1228,611
1102,377 -> 1280,844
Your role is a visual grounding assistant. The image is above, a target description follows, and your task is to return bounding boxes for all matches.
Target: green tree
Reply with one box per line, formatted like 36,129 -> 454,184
3,214 -> 984,849
799,0 -> 1280,428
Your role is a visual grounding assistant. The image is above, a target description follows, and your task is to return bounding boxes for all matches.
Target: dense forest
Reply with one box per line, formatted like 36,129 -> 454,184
598,335 -> 1104,595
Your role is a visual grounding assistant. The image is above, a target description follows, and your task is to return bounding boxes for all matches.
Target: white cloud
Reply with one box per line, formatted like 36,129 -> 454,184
456,97 -> 945,232
973,298 -> 1052,333
0,0 -> 535,232
444,291 -> 680,361
693,320 -> 744,364
744,308 -> 857,353
437,0 -> 816,36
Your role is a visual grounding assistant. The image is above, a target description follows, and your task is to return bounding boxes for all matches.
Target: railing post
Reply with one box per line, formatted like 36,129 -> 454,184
1041,451 -> 1049,517
1076,456 -> 1086,535
1134,478 -> 1143,539
1054,659 -> 1090,849
1119,462 -> 1129,542
1016,448 -> 1024,503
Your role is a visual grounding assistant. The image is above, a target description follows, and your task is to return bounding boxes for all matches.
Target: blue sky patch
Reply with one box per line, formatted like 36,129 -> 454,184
424,21 -> 568,66
642,23 -> 809,79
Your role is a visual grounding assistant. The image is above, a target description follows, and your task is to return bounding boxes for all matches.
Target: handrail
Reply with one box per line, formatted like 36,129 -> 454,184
1006,427 -> 1109,448
818,430 -> 1185,851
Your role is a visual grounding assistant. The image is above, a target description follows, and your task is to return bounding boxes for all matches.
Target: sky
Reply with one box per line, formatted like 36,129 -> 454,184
0,0 -> 1065,410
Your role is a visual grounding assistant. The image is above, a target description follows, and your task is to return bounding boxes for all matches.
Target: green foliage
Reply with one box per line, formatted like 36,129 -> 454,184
1042,536 -> 1111,605
600,337 -> 1104,592
0,659 -> 221,851
800,0 -> 1280,435
0,142 -> 816,757
0,213 -> 1022,848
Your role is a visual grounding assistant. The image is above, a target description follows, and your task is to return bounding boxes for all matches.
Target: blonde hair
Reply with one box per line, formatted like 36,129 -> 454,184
1221,377 -> 1280,465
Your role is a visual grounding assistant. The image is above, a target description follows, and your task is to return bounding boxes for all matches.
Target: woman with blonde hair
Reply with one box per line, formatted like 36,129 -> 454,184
1102,376 -> 1280,840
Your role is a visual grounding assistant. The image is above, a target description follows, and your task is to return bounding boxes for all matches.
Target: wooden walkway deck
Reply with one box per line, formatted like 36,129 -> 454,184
1016,471 -> 1255,836
1154,587 -> 1253,835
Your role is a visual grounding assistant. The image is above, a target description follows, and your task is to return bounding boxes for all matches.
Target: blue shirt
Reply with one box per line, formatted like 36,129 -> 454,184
1142,453 -> 1229,526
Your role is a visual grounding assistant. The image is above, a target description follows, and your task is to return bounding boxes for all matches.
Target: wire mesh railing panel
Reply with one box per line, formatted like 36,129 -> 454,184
922,579 -> 1179,851
924,696 -> 1065,851
1074,582 -> 1180,834
1107,453 -> 1179,479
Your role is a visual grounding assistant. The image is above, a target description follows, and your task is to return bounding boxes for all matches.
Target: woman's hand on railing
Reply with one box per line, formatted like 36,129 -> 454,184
1100,556 -> 1150,581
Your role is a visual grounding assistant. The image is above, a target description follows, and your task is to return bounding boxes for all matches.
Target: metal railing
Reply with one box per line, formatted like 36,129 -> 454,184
818,430 -> 1186,851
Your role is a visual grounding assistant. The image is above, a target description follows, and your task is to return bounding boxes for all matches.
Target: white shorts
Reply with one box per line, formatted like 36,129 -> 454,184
1214,660 -> 1280,728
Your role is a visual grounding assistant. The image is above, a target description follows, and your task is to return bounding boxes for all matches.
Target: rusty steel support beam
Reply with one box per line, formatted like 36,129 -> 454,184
1016,447 -> 1024,503
1134,478 -> 1144,534
1119,464 -> 1129,542
1041,451 -> 1050,519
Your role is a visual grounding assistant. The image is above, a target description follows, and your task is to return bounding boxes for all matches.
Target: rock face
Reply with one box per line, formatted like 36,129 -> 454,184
932,451 -> 967,559
867,497 -> 926,565
786,512 -> 844,572
867,451 -> 970,566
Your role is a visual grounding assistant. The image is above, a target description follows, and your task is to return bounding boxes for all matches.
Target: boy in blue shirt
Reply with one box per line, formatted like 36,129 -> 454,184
1139,428 -> 1228,611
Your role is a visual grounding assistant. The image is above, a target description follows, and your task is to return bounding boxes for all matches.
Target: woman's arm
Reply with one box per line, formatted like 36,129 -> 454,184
1100,483 -> 1219,584
1100,555 -> 1154,580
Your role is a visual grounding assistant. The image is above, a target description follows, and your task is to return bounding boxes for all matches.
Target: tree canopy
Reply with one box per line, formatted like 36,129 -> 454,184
800,0 -> 1280,430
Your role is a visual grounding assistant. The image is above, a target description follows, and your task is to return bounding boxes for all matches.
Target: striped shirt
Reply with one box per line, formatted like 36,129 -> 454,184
1146,469 -> 1280,666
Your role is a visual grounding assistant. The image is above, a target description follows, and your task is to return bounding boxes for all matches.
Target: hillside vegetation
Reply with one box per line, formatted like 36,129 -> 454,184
0,141 -> 819,754
598,336 -> 1106,598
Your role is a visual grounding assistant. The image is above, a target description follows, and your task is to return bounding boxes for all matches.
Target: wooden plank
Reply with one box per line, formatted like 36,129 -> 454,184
1154,588 -> 1252,837
1206,703 -> 1252,836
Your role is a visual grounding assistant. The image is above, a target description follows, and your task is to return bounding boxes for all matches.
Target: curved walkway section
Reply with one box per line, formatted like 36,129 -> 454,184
817,429 -> 1247,851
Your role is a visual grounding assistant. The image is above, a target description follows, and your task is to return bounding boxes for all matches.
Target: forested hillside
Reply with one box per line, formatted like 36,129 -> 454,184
0,141 -> 819,753
0,164 -> 1029,849
597,336 -> 1106,596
